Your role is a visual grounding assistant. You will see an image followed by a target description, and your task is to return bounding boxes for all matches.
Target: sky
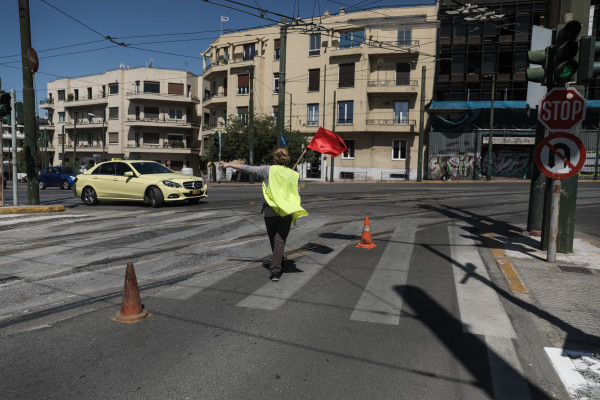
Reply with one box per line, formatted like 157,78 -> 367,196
1,0 -> 434,117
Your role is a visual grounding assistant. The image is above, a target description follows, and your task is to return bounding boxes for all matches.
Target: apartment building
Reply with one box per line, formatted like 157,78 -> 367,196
201,5 -> 438,180
40,67 -> 202,172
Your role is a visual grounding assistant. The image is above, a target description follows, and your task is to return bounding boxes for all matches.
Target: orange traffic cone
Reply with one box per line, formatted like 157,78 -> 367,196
111,262 -> 150,323
356,217 -> 377,249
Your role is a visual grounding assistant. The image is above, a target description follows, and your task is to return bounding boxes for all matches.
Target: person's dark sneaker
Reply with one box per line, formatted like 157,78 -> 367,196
270,273 -> 281,282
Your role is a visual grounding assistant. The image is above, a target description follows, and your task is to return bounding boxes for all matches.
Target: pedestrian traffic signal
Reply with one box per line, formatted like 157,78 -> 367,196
0,91 -> 11,118
577,36 -> 600,83
527,46 -> 554,85
552,20 -> 581,83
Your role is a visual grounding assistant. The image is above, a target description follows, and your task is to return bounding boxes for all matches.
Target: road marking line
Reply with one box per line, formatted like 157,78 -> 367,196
449,225 -> 517,338
350,223 -> 416,325
236,221 -> 363,311
483,233 -> 527,293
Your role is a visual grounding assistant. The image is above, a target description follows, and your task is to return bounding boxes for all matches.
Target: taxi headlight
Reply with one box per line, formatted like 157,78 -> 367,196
162,180 -> 182,188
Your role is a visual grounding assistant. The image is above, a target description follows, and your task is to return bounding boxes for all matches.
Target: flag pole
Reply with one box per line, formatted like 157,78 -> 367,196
292,147 -> 309,170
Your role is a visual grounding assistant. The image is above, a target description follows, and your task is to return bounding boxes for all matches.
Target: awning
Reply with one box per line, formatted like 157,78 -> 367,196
429,101 -> 527,111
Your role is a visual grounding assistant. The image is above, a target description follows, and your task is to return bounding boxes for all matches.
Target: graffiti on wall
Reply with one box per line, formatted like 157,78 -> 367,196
428,151 -> 531,180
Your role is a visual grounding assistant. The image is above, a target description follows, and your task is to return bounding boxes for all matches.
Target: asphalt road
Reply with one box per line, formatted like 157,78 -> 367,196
1,181 -> 599,399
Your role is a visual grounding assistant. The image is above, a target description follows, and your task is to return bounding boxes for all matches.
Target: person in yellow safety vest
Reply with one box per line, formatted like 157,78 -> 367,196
218,147 -> 308,282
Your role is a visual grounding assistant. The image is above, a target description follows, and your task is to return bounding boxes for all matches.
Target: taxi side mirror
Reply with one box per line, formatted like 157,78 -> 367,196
124,171 -> 135,177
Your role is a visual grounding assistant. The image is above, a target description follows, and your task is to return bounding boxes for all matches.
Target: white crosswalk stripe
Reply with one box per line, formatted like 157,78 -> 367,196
350,223 -> 416,325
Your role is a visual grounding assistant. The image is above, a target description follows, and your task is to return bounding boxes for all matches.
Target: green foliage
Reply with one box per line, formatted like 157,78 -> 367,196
208,114 -> 319,167
17,146 -> 44,172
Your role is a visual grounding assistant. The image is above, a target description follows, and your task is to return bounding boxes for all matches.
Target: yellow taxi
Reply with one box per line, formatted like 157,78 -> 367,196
74,160 -> 207,207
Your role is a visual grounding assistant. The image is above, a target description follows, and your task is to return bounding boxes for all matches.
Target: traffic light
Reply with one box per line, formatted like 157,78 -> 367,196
578,36 -> 600,83
0,91 -> 11,118
552,20 -> 581,83
527,46 -> 554,85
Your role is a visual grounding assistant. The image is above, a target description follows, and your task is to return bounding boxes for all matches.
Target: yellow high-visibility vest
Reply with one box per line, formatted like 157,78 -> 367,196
262,165 -> 308,225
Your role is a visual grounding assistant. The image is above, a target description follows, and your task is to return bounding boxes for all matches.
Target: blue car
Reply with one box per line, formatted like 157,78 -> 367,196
39,166 -> 81,190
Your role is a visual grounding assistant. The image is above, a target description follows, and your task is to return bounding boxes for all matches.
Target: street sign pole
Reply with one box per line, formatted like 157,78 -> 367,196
547,179 -> 561,262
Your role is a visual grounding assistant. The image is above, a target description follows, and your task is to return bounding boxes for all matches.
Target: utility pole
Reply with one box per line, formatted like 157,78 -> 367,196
11,89 -> 18,205
330,91 -> 336,182
61,125 -> 65,166
487,73 -> 495,181
248,65 -> 255,184
73,112 -> 78,168
417,66 -> 426,182
276,17 -> 288,144
102,109 -> 106,162
18,0 -> 39,204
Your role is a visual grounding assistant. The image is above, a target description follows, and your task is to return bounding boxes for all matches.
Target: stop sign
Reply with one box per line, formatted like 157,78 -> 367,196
538,88 -> 586,131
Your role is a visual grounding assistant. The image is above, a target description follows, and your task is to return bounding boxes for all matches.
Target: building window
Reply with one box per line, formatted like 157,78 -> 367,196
337,101 -> 353,125
243,43 -> 255,60
237,106 -> 248,123
274,39 -> 280,60
143,132 -> 159,145
398,29 -> 412,46
108,107 -> 119,119
308,69 -> 320,91
223,48 -> 229,64
168,109 -> 183,120
168,133 -> 184,147
58,90 -> 65,101
144,81 -> 160,93
272,106 -> 278,123
339,63 -> 355,88
109,83 -> 118,95
392,139 -> 407,160
168,83 -> 184,95
237,74 -> 249,95
394,102 -> 409,124
396,63 -> 411,85
108,132 -> 119,144
307,104 -> 319,126
87,87 -> 92,99
339,30 -> 364,49
342,139 -> 355,159
58,112 -> 65,122
222,109 -> 227,126
144,106 -> 159,119
273,73 -> 280,93
309,33 -> 321,56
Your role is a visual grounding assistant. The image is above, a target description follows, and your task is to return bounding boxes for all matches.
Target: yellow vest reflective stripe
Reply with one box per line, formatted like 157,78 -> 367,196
262,165 -> 308,225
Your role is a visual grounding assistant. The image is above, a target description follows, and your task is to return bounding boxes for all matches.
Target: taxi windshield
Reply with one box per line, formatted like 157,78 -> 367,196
131,162 -> 173,175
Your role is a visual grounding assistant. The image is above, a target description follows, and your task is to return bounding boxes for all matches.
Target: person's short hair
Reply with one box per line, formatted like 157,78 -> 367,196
272,146 -> 290,166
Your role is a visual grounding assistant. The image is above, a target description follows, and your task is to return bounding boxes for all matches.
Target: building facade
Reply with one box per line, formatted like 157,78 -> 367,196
201,5 -> 438,180
40,67 -> 203,172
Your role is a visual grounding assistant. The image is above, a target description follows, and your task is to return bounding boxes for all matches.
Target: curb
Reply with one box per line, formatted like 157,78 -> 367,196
0,205 -> 65,214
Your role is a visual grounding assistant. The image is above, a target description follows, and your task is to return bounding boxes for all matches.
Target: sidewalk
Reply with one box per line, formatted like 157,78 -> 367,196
490,228 -> 600,399
0,204 -> 65,214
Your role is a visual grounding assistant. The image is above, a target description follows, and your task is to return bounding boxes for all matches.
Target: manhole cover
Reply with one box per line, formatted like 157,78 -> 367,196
558,266 -> 592,274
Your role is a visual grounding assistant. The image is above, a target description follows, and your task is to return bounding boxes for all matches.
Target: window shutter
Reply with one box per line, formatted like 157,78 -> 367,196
339,63 -> 355,87
308,69 -> 320,91
168,83 -> 184,95
238,74 -> 249,87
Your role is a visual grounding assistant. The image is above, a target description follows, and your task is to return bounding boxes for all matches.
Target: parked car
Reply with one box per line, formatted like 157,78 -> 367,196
73,160 -> 207,207
38,166 -> 81,190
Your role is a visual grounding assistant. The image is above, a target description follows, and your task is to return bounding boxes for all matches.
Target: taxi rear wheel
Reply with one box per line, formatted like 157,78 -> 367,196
83,186 -> 98,206
148,187 -> 164,208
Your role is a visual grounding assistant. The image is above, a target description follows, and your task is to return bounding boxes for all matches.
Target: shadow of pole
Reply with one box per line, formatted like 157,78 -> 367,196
396,285 -> 554,400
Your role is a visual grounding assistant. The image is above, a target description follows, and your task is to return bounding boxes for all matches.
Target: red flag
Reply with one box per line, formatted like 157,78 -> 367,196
306,127 -> 348,156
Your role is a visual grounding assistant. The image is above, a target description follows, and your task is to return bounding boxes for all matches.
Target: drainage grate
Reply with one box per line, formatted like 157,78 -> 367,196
558,266 -> 592,274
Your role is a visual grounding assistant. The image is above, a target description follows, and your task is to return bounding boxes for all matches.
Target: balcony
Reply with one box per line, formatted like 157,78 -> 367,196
125,142 -> 199,154
203,92 -> 227,108
39,98 -> 55,109
365,118 -> 416,132
124,117 -> 198,129
64,118 -> 106,130
203,60 -> 230,78
366,40 -> 420,56
366,80 -> 418,95
63,94 -> 108,108
125,91 -> 200,104
330,43 -> 364,58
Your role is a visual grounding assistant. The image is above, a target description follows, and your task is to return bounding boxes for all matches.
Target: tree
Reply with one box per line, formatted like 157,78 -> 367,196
209,114 -> 319,167
17,145 -> 44,173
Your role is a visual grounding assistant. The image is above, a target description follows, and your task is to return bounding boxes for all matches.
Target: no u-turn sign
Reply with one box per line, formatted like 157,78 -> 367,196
534,132 -> 586,179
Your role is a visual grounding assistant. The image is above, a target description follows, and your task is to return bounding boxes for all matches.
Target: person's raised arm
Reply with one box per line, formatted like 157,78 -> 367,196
218,161 -> 243,171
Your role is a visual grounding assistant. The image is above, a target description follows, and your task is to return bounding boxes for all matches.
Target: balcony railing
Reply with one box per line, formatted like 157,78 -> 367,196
367,39 -> 420,48
65,93 -> 107,102
367,79 -> 418,87
366,119 -> 416,126
40,98 -> 54,106
125,91 -> 200,102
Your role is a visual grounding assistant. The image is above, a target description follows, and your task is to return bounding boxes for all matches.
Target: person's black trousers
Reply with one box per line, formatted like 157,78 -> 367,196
264,215 -> 292,275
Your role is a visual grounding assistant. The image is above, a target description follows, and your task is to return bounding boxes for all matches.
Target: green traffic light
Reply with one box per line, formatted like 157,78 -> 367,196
556,62 -> 577,80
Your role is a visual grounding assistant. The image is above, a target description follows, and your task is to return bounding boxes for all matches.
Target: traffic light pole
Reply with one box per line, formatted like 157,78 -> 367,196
18,0 -> 39,204
417,66 -> 426,182
276,18 -> 287,144
248,65 -> 255,184
11,90 -> 18,205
